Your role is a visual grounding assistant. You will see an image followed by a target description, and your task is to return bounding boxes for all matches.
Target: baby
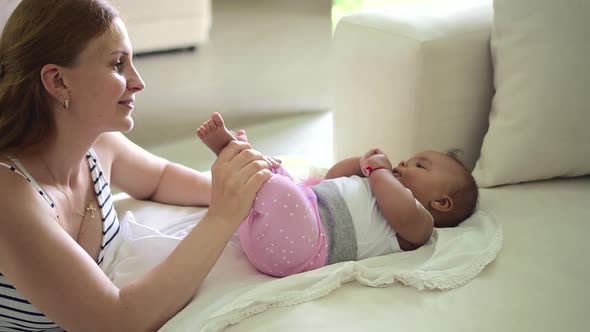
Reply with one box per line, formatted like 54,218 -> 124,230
198,113 -> 478,277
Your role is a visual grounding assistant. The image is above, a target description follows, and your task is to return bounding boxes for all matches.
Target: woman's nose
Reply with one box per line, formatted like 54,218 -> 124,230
128,75 -> 145,92
128,66 -> 146,92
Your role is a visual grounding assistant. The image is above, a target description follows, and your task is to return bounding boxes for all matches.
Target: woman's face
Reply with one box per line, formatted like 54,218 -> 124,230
62,18 -> 145,133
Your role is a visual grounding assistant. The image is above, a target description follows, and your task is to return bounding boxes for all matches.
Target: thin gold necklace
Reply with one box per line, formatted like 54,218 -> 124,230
40,157 -> 96,219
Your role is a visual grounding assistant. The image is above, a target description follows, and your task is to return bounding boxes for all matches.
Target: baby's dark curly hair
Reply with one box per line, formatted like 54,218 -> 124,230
433,149 -> 479,228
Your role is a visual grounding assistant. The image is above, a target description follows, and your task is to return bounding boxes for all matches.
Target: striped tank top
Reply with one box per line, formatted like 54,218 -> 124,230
0,149 -> 121,331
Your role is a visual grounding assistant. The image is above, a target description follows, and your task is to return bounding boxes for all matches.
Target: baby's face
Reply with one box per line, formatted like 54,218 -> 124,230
393,151 -> 465,207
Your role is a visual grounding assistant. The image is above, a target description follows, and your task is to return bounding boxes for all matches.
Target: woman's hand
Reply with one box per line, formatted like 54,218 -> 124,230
233,129 -> 281,169
207,140 -> 272,226
360,148 -> 393,177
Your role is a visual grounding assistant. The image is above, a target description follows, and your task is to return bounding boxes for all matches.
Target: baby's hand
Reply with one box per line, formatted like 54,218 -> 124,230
360,148 -> 393,177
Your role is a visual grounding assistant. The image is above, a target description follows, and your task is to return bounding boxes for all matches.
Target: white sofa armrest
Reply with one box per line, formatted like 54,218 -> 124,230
333,1 -> 493,170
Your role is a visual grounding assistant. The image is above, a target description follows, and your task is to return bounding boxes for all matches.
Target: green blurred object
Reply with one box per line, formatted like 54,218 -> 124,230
332,0 -> 417,30
332,0 -> 364,30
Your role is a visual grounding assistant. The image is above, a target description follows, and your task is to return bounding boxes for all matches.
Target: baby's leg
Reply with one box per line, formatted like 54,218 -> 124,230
197,112 -> 282,170
239,174 -> 328,277
196,112 -> 237,156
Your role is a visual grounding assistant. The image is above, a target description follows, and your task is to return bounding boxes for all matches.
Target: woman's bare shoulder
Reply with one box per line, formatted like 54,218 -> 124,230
0,164 -> 54,221
0,166 -> 57,262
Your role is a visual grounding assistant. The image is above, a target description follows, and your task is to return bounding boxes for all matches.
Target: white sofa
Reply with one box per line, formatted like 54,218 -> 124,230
114,1 -> 589,331
332,1 -> 493,169
316,1 -> 587,331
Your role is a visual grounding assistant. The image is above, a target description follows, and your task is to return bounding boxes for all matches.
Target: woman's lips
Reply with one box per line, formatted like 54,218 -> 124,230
118,101 -> 134,109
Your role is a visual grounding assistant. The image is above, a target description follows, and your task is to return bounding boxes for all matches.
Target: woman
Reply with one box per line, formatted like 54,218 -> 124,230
0,0 -> 272,331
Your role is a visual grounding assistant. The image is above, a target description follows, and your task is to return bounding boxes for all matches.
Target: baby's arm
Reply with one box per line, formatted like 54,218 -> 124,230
361,150 -> 433,250
324,157 -> 364,179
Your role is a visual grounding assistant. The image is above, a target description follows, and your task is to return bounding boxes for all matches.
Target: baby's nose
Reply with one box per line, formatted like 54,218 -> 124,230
398,161 -> 407,167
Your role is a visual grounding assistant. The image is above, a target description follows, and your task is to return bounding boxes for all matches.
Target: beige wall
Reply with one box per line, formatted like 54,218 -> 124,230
126,0 -> 333,146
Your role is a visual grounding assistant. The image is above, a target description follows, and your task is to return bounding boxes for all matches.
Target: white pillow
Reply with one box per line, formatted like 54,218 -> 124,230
472,0 -> 590,187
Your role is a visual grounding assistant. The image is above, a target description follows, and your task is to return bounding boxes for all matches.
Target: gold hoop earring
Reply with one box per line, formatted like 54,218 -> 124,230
63,99 -> 69,109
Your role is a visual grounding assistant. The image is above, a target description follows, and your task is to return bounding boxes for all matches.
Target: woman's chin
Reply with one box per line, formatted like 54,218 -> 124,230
118,117 -> 135,133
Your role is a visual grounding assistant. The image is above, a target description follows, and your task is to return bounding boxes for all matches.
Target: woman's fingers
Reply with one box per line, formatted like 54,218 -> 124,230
230,147 -> 267,171
208,170 -> 270,226
265,156 -> 282,169
216,140 -> 252,164
216,135 -> 280,170
208,142 -> 273,225
243,167 -> 273,197
234,159 -> 271,184
233,161 -> 272,196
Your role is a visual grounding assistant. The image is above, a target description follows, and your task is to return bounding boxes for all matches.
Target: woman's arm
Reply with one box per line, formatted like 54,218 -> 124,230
100,132 -> 212,206
0,140 -> 271,331
324,157 -> 364,179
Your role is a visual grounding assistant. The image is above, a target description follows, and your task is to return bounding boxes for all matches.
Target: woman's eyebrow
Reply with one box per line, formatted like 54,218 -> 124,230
110,50 -> 130,56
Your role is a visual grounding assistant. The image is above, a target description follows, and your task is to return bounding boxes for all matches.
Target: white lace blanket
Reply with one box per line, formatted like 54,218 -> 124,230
106,209 -> 502,332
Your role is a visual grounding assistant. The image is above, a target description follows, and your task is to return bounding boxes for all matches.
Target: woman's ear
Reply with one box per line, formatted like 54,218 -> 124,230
429,195 -> 454,212
40,64 -> 69,104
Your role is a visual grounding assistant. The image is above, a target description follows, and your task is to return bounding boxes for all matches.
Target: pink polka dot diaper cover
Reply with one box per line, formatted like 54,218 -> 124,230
239,169 -> 356,277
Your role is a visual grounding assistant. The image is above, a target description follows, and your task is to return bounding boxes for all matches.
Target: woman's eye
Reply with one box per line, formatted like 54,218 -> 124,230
113,61 -> 124,71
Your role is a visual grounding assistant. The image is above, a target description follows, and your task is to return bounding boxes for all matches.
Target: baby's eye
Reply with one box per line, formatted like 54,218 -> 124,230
417,163 -> 425,169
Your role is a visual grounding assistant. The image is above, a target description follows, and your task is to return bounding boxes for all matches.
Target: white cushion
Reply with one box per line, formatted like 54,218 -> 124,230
332,1 -> 494,170
472,0 -> 590,187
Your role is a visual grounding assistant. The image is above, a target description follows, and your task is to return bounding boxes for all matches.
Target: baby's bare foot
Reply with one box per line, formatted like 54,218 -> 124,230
197,112 -> 237,156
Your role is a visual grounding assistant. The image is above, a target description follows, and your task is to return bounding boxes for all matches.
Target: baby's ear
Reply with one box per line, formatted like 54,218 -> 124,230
429,195 -> 453,212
